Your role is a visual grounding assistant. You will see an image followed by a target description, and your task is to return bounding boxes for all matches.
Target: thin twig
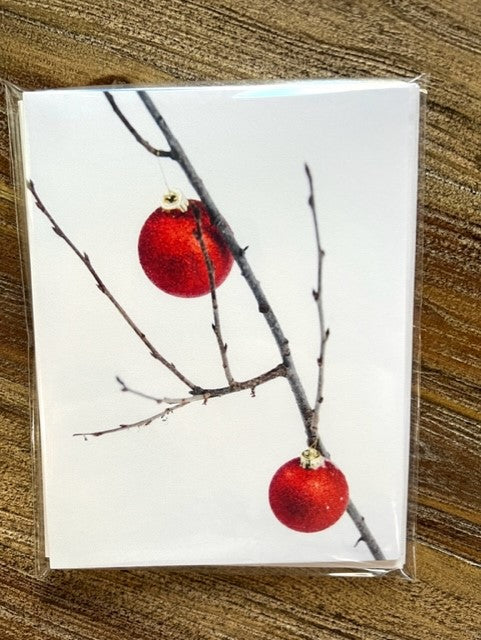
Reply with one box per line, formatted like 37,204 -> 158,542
73,400 -> 191,438
27,181 -> 199,392
104,91 -> 386,561
105,92 -> 173,158
116,376 -> 186,404
305,164 -> 329,442
192,203 -> 235,386
75,364 -> 287,437
304,168 -> 385,559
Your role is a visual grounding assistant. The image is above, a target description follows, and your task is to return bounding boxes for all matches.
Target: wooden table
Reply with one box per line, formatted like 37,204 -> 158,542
0,2 -> 479,638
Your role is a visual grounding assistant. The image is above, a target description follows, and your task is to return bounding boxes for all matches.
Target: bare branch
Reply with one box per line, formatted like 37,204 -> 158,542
75,363 -> 287,437
27,181 -> 199,392
103,91 -> 386,561
305,163 -> 329,442
116,376 -> 187,404
73,400 -> 192,438
192,203 -> 235,386
123,363 -> 285,402
105,92 -> 173,158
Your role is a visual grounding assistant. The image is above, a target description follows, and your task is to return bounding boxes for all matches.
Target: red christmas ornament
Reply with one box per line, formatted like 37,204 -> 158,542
269,448 -> 349,533
138,190 -> 234,298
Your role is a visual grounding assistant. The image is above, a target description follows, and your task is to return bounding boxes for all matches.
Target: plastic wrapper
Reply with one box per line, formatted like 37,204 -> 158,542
4,76 -> 425,577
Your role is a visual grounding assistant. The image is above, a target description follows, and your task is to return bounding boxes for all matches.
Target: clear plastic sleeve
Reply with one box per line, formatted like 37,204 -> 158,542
4,76 -> 426,578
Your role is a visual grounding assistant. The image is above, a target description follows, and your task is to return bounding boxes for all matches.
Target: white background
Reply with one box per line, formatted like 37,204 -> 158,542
22,80 -> 419,569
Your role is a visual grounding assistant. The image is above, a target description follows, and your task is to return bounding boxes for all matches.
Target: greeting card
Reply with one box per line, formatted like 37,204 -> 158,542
14,79 -> 420,570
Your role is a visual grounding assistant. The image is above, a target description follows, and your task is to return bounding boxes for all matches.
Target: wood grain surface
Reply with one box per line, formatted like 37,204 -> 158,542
0,1 -> 480,638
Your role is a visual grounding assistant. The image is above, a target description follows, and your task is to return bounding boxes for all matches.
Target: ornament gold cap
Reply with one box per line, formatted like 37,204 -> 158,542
161,189 -> 189,212
300,447 -> 325,470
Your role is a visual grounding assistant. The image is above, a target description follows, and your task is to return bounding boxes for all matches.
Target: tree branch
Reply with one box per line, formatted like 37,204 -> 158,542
102,91 -> 385,560
304,166 -> 385,559
74,364 -> 287,437
116,375 -> 184,404
105,92 -> 173,158
192,203 -> 235,386
305,163 -> 329,442
73,400 -> 191,438
27,181 -> 198,392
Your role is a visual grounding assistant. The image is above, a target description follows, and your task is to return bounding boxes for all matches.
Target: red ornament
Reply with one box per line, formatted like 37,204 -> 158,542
138,190 -> 234,298
269,448 -> 349,533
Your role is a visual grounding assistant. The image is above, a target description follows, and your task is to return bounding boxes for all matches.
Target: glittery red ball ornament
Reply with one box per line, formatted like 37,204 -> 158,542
269,448 -> 349,533
138,190 -> 234,298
